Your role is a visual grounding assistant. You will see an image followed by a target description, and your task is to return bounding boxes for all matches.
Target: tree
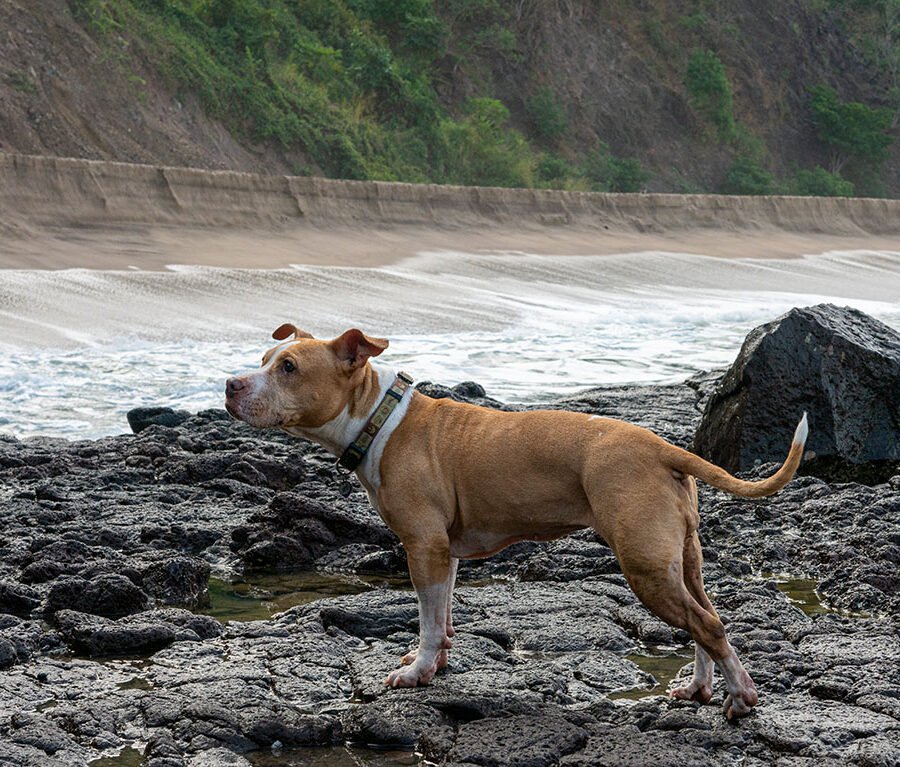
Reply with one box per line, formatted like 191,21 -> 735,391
808,84 -> 894,173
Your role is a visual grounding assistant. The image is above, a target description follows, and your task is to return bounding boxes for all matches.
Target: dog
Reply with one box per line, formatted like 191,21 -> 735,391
225,325 -> 808,719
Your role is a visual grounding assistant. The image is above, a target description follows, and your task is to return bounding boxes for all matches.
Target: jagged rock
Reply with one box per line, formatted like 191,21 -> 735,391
45,574 -> 150,617
0,580 -> 41,616
694,304 -> 900,477
55,609 -> 176,656
141,557 -> 211,606
127,407 -> 191,434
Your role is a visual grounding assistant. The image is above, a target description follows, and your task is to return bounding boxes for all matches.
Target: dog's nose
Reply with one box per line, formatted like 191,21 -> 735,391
225,377 -> 245,398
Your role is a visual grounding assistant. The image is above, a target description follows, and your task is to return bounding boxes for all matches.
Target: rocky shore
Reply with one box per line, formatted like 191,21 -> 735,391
0,360 -> 898,767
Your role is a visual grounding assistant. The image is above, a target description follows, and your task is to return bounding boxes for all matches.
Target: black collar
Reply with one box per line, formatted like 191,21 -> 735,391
338,372 -> 414,471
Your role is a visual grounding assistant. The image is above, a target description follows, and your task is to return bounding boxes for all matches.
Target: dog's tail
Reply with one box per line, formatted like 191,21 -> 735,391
662,413 -> 808,498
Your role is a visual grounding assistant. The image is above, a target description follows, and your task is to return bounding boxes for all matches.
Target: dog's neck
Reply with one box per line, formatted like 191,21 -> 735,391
284,361 -> 413,489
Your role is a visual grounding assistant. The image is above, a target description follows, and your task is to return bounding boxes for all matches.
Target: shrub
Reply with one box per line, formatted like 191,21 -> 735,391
435,98 -> 534,187
526,86 -> 568,142
721,156 -> 774,195
685,49 -> 736,141
790,166 -> 855,197
535,153 -> 579,189
582,145 -> 650,192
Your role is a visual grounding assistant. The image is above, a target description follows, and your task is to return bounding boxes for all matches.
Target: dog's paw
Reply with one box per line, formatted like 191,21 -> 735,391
384,663 -> 437,688
723,684 -> 758,719
401,648 -> 449,669
670,681 -> 713,705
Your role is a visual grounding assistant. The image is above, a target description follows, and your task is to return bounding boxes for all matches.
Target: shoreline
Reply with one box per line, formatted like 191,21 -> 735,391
3,224 -> 900,271
2,152 -> 899,270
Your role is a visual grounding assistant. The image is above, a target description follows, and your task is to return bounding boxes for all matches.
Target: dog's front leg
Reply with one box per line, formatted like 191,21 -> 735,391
385,539 -> 453,688
401,556 -> 458,670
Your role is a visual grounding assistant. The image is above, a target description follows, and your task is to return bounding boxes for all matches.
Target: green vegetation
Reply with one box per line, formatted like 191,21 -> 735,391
525,86 -> 568,143
721,156 -> 774,195
582,145 -> 651,193
808,84 -> 895,172
5,71 -> 38,96
60,0 -> 896,197
684,49 -> 736,141
434,98 -> 534,187
789,166 -> 855,197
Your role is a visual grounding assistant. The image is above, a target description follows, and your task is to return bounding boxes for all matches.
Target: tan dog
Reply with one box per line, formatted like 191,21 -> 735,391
225,325 -> 808,719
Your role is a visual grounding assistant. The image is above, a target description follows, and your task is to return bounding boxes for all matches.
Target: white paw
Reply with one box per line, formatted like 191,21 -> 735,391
384,662 -> 437,688
670,680 -> 713,704
723,683 -> 758,719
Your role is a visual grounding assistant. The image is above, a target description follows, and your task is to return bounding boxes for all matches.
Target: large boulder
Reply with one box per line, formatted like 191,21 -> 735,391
693,304 -> 900,476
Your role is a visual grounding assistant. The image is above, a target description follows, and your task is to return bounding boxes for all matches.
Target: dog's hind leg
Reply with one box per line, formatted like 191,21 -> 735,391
386,533 -> 454,688
670,531 -> 716,703
610,517 -> 758,719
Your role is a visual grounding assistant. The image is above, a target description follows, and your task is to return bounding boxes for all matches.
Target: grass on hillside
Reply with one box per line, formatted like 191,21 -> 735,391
67,0 -> 894,196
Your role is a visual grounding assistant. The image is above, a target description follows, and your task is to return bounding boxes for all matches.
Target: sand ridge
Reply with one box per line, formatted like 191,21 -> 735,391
1,153 -> 899,270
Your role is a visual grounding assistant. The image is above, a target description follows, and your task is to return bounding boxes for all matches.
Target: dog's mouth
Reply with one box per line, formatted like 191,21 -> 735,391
224,402 -> 241,421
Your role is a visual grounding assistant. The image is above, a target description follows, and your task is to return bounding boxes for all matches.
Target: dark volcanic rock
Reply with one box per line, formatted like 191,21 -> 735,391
127,406 -> 191,434
45,574 -> 150,617
55,609 -> 177,656
233,491 -> 398,572
0,580 -> 40,616
1,368 -> 900,767
694,304 -> 900,475
426,714 -> 590,767
141,556 -> 210,606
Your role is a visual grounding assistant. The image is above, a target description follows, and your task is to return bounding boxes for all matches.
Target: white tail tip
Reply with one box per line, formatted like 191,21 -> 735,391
793,412 -> 809,447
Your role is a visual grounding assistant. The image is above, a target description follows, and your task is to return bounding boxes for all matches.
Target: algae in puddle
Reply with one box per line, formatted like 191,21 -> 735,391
201,573 -> 410,622
88,745 -> 144,767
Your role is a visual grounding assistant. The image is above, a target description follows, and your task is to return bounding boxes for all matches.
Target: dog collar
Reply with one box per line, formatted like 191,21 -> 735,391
338,372 -> 414,471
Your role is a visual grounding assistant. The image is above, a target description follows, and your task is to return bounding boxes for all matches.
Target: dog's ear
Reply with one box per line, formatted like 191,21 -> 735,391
331,328 -> 389,371
272,323 -> 314,341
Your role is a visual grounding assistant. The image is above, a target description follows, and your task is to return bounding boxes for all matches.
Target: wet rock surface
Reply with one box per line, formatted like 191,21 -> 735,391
0,378 -> 897,766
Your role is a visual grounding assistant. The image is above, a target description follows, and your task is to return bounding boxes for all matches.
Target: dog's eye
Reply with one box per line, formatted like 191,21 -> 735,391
282,359 -> 296,374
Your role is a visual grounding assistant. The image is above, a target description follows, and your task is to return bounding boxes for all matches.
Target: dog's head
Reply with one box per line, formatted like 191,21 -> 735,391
225,324 -> 388,429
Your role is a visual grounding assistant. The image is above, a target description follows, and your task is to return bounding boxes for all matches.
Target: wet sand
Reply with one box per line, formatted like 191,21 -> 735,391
3,222 -> 900,271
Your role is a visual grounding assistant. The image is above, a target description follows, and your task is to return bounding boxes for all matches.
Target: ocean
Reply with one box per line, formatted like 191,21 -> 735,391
1,249 -> 898,440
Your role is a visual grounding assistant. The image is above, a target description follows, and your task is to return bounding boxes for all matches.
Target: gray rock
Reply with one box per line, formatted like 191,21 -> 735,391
341,695 -> 448,746
141,557 -> 210,606
559,726 -> 718,767
431,714 -> 589,767
694,304 -> 900,477
0,637 -> 18,669
0,580 -> 41,616
127,407 -> 191,434
45,574 -> 150,617
55,609 -> 176,656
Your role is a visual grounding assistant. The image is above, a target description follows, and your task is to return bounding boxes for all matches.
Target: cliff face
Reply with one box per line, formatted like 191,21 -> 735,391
450,0 -> 897,191
0,0 -> 896,196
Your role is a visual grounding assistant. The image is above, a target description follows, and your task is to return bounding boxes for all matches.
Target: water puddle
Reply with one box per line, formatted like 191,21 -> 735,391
199,572 -> 412,622
88,745 -> 144,766
247,745 -> 418,766
763,573 -> 866,617
609,649 -> 694,700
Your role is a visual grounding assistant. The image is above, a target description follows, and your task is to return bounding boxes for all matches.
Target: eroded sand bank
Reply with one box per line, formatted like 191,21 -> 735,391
1,153 -> 898,269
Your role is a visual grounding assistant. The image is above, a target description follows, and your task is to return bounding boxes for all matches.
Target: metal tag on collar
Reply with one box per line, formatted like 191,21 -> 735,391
335,464 -> 354,497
